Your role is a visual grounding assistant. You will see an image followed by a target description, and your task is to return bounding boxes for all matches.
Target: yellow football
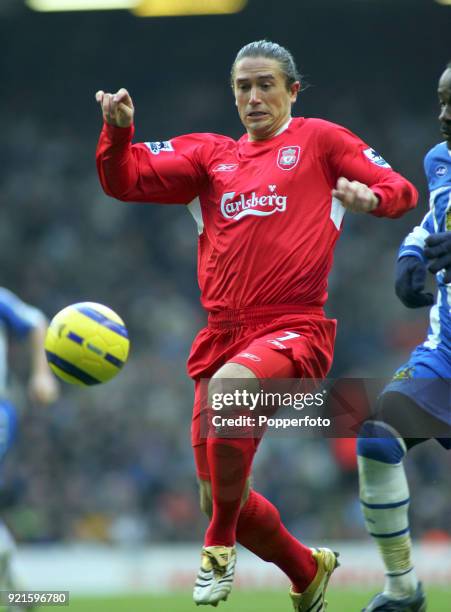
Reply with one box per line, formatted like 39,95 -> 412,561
45,302 -> 130,385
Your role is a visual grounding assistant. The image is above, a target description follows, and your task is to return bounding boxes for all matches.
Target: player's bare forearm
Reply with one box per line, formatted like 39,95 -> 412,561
29,322 -> 49,374
29,322 -> 59,405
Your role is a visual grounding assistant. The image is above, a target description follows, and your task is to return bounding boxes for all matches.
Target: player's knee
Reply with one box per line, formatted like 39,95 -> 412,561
198,480 -> 213,518
208,362 -> 259,407
357,420 -> 406,464
198,478 -> 250,516
213,362 -> 257,380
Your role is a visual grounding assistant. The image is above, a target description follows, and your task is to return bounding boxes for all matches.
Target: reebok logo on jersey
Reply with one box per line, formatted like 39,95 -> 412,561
236,353 -> 262,362
220,190 -> 287,221
145,141 -> 174,155
277,146 -> 301,170
213,163 -> 238,172
363,148 -> 391,168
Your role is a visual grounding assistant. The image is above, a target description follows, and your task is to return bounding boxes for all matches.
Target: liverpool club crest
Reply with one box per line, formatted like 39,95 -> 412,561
277,146 -> 301,171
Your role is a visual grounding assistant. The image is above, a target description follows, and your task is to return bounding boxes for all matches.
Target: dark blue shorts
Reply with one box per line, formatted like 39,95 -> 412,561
382,346 -> 450,448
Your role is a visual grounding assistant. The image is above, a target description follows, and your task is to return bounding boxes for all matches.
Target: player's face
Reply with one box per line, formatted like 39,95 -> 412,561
233,57 -> 300,141
438,67 -> 451,148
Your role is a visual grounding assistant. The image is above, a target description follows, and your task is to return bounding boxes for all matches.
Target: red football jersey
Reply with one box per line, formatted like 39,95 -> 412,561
96,117 -> 417,313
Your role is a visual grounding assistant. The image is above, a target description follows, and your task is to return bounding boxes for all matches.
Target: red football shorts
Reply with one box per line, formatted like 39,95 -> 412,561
188,305 -> 336,480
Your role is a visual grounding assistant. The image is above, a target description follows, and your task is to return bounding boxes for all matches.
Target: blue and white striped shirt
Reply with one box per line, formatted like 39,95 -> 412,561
399,141 -> 451,354
0,288 -> 45,396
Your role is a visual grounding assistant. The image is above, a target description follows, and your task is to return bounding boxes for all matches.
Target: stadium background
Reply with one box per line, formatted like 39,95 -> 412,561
0,0 -> 450,605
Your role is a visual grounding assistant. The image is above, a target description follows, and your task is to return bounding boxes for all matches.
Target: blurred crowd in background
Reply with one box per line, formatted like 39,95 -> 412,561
1,0 -> 450,547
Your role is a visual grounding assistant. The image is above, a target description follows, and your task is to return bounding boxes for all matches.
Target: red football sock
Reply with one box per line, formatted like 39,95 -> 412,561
204,437 -> 256,547
236,490 -> 317,593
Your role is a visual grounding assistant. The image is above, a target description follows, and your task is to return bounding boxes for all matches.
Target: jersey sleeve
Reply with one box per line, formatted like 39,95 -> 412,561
398,145 -> 451,260
96,123 -> 208,204
319,122 -> 418,218
423,145 -> 451,231
398,211 -> 435,262
0,288 -> 46,339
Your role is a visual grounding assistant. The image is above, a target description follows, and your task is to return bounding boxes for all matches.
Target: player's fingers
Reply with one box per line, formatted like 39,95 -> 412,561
101,92 -> 110,112
332,191 -> 353,208
356,183 -> 370,200
113,88 -> 133,108
427,253 -> 451,272
350,181 -> 368,200
437,253 -> 451,269
427,260 -> 439,274
95,90 -> 105,103
117,102 -> 133,120
424,243 -> 448,259
102,93 -> 116,120
348,181 -> 367,200
113,87 -> 128,100
353,182 -> 378,210
332,178 -> 352,203
343,185 -> 364,208
45,386 -> 59,404
335,177 -> 350,193
331,188 -> 344,199
414,292 -> 434,307
425,232 -> 451,247
333,180 -> 369,210
332,191 -> 356,210
32,381 -> 59,405
337,181 -> 356,203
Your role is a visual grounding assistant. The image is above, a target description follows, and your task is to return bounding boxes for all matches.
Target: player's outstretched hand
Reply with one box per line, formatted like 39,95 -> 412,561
95,88 -> 134,128
395,256 -> 434,308
332,177 -> 379,213
424,232 -> 451,284
28,371 -> 60,406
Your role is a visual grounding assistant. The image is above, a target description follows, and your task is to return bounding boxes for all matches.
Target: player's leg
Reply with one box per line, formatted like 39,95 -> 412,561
229,337 -> 339,611
357,391 -> 442,611
194,474 -> 247,606
195,341 -> 338,609
204,361 -> 259,548
198,476 -> 336,608
202,327 -> 331,550
193,361 -> 258,605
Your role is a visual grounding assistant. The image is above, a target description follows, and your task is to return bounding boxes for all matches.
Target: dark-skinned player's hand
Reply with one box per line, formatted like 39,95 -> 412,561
395,256 -> 434,308
424,232 -> 451,284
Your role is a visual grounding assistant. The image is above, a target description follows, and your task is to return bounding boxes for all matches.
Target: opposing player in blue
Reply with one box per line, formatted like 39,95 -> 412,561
357,61 -> 451,612
0,288 -> 59,607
